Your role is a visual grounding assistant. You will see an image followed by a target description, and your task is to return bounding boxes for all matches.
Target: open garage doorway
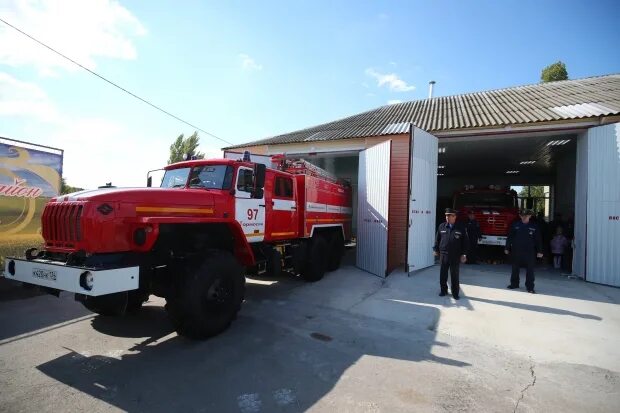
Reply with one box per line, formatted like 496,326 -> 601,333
284,151 -> 361,263
436,132 -> 577,268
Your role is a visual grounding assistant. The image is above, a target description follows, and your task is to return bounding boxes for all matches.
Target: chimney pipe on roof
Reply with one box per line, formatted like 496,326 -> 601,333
428,80 -> 436,99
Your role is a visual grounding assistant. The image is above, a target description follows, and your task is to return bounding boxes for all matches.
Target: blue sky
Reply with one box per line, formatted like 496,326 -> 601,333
1,0 -> 619,188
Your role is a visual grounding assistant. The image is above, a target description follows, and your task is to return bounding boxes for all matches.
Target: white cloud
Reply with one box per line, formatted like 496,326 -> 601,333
0,0 -> 146,76
0,72 -> 59,121
365,68 -> 415,92
387,99 -> 402,105
389,61 -> 397,67
239,53 -> 262,71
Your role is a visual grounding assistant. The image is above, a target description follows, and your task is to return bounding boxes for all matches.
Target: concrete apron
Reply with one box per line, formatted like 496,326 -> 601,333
373,264 -> 619,372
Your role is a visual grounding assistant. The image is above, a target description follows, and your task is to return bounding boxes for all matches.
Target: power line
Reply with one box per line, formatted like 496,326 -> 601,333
0,17 -> 233,146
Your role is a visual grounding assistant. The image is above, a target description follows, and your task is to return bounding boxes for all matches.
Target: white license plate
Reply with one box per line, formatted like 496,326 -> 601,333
32,268 -> 57,282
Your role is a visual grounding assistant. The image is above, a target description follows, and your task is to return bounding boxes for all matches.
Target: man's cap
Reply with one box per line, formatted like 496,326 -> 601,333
519,209 -> 534,216
445,208 -> 458,215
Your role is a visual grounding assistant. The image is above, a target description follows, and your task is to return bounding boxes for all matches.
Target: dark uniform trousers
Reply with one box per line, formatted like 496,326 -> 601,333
511,253 -> 535,291
440,253 -> 460,295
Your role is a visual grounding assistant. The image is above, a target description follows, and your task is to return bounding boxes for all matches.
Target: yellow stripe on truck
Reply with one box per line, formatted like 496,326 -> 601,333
136,206 -> 214,214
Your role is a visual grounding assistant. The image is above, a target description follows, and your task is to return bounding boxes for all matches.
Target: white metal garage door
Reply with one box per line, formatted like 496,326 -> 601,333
407,126 -> 439,272
357,140 -> 391,277
577,123 -> 620,286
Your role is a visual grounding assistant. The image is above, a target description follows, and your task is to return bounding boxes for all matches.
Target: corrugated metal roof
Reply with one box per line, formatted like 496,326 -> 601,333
225,74 -> 620,149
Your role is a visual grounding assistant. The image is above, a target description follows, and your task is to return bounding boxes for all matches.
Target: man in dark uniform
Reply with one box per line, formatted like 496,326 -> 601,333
433,208 -> 469,300
465,210 -> 482,264
504,209 -> 543,293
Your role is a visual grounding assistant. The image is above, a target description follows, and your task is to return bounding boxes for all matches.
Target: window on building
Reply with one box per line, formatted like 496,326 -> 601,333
275,177 -> 293,198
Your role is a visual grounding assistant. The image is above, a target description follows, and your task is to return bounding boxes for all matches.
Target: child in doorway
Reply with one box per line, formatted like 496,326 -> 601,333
550,226 -> 569,270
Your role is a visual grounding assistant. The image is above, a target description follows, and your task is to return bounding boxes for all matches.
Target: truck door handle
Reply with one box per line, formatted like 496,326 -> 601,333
259,204 -> 265,207
291,206 -> 297,210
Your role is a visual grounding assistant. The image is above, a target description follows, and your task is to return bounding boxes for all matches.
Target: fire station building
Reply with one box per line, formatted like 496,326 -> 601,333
224,74 -> 620,287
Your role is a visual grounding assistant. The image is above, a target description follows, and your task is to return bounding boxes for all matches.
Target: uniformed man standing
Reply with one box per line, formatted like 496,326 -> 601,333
465,210 -> 482,264
504,209 -> 543,293
433,208 -> 469,300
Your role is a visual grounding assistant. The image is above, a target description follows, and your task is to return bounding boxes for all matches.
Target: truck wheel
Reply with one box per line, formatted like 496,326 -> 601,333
326,232 -> 345,271
301,236 -> 327,282
166,250 -> 245,339
266,248 -> 282,277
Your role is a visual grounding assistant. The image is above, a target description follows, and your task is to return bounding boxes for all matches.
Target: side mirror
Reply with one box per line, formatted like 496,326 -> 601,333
147,176 -> 152,187
253,163 -> 266,189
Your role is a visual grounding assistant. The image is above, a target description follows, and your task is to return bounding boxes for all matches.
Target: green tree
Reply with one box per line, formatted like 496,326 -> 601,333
541,61 -> 568,82
60,177 -> 84,195
168,131 -> 205,164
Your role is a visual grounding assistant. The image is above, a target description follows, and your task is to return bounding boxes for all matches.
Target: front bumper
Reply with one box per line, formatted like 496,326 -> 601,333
479,235 -> 507,246
3,257 -> 139,296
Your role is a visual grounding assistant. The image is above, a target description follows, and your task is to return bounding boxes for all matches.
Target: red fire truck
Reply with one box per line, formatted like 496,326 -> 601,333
453,185 -> 519,246
3,154 -> 352,339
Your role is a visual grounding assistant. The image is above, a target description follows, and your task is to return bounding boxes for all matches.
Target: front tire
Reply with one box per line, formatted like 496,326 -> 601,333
166,250 -> 245,339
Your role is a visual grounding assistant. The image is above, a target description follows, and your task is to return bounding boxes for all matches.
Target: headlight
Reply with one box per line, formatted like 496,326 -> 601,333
80,271 -> 94,290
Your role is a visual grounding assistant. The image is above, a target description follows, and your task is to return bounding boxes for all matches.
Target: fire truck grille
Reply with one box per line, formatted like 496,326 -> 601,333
43,203 -> 84,246
479,214 -> 508,232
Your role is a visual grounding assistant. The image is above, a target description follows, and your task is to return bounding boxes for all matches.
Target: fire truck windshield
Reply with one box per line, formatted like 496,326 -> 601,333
454,192 -> 516,209
188,165 -> 234,190
161,165 -> 234,189
161,167 -> 190,188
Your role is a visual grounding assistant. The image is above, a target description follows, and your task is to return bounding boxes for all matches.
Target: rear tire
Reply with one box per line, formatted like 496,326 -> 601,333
166,250 -> 245,339
326,232 -> 345,271
266,248 -> 282,277
301,236 -> 328,282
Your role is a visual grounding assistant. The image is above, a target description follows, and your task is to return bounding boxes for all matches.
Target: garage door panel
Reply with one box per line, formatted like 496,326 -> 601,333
408,127 -> 439,272
357,140 -> 391,277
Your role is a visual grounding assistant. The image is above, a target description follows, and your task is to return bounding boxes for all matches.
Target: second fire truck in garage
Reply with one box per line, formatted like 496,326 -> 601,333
454,185 -> 520,246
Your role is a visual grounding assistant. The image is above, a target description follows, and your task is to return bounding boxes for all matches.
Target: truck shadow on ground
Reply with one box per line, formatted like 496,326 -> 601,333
36,278 -> 470,412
